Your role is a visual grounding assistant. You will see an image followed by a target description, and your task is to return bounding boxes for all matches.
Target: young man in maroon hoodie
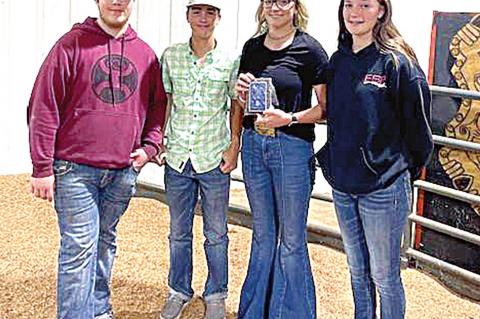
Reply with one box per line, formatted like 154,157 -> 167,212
27,0 -> 166,318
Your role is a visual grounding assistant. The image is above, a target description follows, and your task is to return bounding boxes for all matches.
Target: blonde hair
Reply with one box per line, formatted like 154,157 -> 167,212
338,0 -> 417,65
254,0 -> 309,37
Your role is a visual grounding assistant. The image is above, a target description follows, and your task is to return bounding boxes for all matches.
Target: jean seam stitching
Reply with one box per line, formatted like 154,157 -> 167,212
276,135 -> 287,319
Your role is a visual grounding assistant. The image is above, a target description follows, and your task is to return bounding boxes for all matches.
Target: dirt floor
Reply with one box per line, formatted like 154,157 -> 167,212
1,174 -> 479,319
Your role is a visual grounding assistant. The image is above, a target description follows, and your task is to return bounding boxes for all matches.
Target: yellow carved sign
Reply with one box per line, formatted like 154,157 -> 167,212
439,15 -> 480,216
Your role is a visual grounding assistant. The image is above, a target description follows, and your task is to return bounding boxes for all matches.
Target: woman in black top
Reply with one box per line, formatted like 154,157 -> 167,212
318,0 -> 433,318
235,0 -> 328,318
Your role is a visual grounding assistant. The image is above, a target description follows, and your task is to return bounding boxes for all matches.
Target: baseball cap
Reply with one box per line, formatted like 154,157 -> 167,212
186,0 -> 222,11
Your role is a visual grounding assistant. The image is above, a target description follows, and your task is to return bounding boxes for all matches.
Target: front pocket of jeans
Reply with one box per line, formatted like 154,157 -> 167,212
131,165 -> 140,175
241,130 -> 254,180
403,171 -> 413,205
53,161 -> 74,177
279,131 -> 310,145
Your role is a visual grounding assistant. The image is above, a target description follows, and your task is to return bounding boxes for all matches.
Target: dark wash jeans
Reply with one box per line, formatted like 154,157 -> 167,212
238,129 -> 316,319
332,170 -> 412,319
53,160 -> 138,319
164,161 -> 230,302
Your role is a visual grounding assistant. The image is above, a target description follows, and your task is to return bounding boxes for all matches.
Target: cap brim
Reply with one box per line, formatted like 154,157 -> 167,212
186,3 -> 220,10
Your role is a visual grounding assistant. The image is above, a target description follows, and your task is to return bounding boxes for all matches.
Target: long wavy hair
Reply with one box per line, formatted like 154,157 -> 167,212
338,0 -> 417,64
254,0 -> 309,37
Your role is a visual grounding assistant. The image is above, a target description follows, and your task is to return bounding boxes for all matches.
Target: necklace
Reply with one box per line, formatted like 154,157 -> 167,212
189,38 -> 217,57
266,28 -> 296,41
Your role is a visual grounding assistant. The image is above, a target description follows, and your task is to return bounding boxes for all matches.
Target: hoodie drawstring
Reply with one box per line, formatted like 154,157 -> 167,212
106,36 -> 126,107
120,36 -> 125,99
107,39 -> 115,106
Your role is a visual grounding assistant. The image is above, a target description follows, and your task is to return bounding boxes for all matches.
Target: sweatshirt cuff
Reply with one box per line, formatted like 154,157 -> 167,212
32,164 -> 53,178
142,144 -> 158,160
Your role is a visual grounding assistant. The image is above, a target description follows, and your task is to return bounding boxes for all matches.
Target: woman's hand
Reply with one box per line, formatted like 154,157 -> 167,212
255,108 -> 292,128
235,72 -> 256,106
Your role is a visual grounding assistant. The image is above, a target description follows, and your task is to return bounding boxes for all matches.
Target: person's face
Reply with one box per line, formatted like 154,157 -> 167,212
187,5 -> 221,40
97,0 -> 134,30
342,0 -> 384,39
263,0 -> 296,30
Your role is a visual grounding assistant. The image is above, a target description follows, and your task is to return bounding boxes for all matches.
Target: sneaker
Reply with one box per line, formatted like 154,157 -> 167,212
160,294 -> 191,319
95,311 -> 115,319
204,299 -> 226,319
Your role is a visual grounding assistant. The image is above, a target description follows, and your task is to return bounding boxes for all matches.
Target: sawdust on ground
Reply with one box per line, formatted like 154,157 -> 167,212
0,174 -> 479,319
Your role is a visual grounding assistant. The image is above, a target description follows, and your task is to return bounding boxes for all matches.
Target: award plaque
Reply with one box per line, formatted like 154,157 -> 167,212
246,80 -> 269,114
245,77 -> 279,115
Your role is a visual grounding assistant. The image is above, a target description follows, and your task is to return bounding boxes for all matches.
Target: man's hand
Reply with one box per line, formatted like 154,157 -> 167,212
30,175 -> 55,202
130,148 -> 149,172
150,144 -> 167,166
220,140 -> 240,174
152,149 -> 167,166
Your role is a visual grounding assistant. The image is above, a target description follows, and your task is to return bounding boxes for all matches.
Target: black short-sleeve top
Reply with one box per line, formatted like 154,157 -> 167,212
239,30 -> 329,141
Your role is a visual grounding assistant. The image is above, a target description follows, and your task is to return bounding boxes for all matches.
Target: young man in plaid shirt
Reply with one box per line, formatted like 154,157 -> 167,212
158,1 -> 242,318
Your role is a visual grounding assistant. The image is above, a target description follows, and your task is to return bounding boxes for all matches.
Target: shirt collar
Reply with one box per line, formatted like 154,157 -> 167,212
188,37 -> 218,60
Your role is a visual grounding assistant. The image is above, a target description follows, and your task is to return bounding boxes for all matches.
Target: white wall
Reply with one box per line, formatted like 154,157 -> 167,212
0,0 -> 479,175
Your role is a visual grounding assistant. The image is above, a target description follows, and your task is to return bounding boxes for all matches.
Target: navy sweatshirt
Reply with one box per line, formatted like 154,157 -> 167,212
317,41 -> 433,194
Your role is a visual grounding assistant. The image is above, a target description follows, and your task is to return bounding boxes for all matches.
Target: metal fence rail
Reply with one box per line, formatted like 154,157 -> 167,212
430,85 -> 480,100
433,135 -> 480,152
414,179 -> 480,205
408,214 -> 480,247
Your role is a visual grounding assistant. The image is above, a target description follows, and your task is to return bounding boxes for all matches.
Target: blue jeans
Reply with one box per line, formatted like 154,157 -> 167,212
332,170 -> 412,319
165,161 -> 230,302
238,129 -> 316,319
53,160 -> 138,319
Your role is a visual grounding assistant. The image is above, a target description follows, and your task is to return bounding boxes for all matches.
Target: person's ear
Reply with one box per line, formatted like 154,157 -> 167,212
378,6 -> 385,20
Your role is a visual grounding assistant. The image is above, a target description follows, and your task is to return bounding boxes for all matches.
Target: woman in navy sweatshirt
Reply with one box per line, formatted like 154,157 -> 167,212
318,0 -> 433,318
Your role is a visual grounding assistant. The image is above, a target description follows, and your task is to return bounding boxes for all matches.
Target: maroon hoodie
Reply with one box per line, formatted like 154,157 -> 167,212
28,17 -> 166,178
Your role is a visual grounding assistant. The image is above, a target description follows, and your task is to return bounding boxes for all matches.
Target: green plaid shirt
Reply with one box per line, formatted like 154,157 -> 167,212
161,42 -> 239,173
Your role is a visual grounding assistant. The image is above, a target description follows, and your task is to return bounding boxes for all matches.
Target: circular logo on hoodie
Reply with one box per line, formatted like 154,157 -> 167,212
91,54 -> 138,104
